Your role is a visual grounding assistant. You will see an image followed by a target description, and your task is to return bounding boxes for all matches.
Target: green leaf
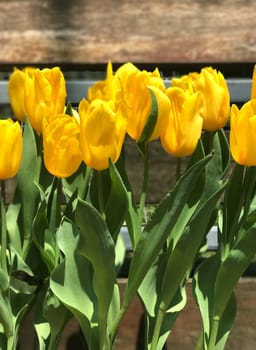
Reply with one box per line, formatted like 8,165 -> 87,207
186,138 -> 205,169
160,181 -> 226,313
16,118 -> 40,253
194,228 -> 256,349
75,200 -> 116,347
65,101 -> 73,116
137,88 -> 158,154
215,292 -> 236,350
214,227 -> 256,319
6,203 -> 22,254
62,162 -> 90,201
89,168 -> 111,211
32,200 -> 55,272
216,129 -> 230,178
50,218 -> 99,349
201,130 -> 230,200
146,285 -> 187,350
222,163 -> 245,244
34,284 -> 71,350
122,155 -> 212,309
104,160 -> 128,242
115,233 -> 126,274
193,254 -> 221,347
0,269 -> 13,338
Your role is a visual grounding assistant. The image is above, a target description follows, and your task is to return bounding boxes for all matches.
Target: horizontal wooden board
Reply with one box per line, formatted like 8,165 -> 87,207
1,0 -> 256,64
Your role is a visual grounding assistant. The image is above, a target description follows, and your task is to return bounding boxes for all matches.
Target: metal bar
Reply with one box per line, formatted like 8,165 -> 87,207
0,78 -> 252,105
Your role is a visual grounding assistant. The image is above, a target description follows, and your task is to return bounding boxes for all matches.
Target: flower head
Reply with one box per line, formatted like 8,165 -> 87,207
251,64 -> 256,99
24,67 -> 66,133
230,100 -> 256,166
88,62 -> 115,101
8,66 -> 36,122
160,87 -> 203,157
115,63 -> 170,141
172,67 -> 230,131
78,98 -> 127,170
0,119 -> 22,179
42,114 -> 82,178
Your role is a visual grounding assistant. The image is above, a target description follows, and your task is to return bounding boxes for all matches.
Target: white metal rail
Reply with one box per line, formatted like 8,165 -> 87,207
0,78 -> 252,105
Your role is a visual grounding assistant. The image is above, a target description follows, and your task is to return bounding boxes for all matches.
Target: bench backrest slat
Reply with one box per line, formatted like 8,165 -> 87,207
1,0 -> 256,64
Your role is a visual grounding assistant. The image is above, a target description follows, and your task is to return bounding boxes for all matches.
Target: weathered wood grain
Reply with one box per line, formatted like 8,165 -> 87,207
1,0 -> 256,64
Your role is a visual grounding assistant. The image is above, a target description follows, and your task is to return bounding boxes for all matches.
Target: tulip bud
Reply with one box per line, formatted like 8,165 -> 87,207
43,114 -> 82,178
78,98 -> 127,170
160,87 -> 203,157
0,119 -> 22,179
230,100 -> 256,166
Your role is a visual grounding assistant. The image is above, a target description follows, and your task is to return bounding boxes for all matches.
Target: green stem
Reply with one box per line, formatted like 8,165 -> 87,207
109,304 -> 127,345
238,166 -> 256,232
7,336 -> 14,350
1,180 -> 7,274
208,316 -> 220,350
80,165 -> 92,200
203,131 -> 215,155
222,164 -> 245,256
150,304 -> 165,350
176,157 -> 181,182
99,317 -> 108,350
136,143 -> 149,244
97,171 -> 106,221
1,179 -> 5,204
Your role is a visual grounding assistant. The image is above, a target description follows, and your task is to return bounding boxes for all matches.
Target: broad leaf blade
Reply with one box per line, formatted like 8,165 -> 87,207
16,118 -> 40,250
50,218 -> 97,348
123,155 -> 212,308
75,200 -> 117,345
104,160 -> 128,242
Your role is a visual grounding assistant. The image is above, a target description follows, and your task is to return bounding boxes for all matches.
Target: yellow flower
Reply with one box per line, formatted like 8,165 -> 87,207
251,64 -> 256,99
160,87 -> 203,157
88,62 -> 115,101
115,63 -> 170,141
0,119 -> 22,179
8,67 -> 36,122
230,100 -> 256,166
43,114 -> 82,178
78,98 -> 127,170
24,67 -> 66,133
172,67 -> 230,131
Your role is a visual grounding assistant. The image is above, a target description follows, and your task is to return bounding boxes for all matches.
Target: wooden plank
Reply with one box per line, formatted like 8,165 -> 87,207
1,0 -> 256,64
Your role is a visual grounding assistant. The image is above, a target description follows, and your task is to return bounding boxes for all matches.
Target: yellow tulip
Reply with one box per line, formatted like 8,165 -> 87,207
24,67 -> 66,133
160,87 -> 203,157
172,67 -> 230,131
8,67 -> 36,122
0,119 -> 22,179
78,98 -> 127,170
114,63 -> 170,141
251,64 -> 256,99
88,62 -> 115,101
230,100 -> 256,166
43,114 -> 82,178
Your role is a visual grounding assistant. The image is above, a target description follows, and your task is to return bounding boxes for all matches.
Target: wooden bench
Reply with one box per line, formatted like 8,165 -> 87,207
1,1 -> 256,349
